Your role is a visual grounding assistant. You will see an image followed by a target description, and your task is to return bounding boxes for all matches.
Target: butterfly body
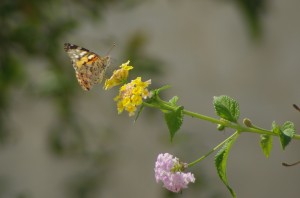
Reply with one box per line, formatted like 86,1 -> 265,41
64,43 -> 110,91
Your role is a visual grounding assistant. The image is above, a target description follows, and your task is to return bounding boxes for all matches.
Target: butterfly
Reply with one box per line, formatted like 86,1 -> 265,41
64,43 -> 110,91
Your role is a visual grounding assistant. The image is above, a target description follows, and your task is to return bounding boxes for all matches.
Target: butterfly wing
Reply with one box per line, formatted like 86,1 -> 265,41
64,43 -> 110,91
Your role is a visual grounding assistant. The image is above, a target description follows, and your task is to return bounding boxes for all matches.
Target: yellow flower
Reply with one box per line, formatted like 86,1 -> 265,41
115,77 -> 151,116
104,60 -> 133,90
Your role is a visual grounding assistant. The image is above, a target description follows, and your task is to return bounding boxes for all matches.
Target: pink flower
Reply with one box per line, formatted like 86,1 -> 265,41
154,153 -> 195,193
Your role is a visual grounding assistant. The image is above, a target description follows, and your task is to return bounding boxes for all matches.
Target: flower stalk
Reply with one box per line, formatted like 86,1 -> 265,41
143,94 -> 300,140
188,131 -> 240,167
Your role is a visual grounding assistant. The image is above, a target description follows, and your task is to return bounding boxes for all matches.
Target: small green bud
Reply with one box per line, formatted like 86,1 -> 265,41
217,124 -> 226,131
243,118 -> 253,127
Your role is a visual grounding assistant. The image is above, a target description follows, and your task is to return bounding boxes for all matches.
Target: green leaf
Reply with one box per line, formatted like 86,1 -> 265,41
154,85 -> 171,95
134,105 -> 144,123
272,121 -> 280,134
215,133 -> 239,198
260,134 -> 272,158
213,95 -> 240,123
169,96 -> 179,106
279,121 -> 295,150
164,106 -> 184,142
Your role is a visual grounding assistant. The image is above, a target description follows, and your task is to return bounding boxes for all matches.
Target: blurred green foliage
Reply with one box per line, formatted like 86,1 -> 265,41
233,0 -> 267,38
0,0 -> 163,197
122,31 -> 164,79
0,0 -> 140,197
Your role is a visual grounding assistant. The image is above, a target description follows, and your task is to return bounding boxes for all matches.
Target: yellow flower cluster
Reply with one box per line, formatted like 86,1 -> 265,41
103,60 -> 152,116
104,60 -> 133,90
114,77 -> 151,116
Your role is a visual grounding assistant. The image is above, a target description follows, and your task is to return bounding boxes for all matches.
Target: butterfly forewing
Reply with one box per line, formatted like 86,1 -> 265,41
64,43 -> 110,91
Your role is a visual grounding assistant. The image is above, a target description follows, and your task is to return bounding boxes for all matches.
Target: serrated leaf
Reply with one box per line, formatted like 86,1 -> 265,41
279,121 -> 295,150
213,95 -> 240,123
169,96 -> 179,106
164,106 -> 184,142
272,121 -> 280,134
215,133 -> 239,198
260,134 -> 272,158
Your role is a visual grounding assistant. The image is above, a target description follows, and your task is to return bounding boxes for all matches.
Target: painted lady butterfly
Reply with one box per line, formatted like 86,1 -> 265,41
64,43 -> 110,91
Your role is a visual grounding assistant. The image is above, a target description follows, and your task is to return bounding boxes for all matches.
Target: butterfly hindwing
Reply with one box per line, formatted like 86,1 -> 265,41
64,43 -> 110,91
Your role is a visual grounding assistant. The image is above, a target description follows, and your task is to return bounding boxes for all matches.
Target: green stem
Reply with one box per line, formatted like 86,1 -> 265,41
143,101 -> 300,140
182,109 -> 300,140
188,131 -> 240,167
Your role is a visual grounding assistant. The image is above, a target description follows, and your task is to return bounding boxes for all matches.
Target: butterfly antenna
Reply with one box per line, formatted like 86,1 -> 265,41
293,104 -> 300,112
282,160 -> 300,167
106,42 -> 116,56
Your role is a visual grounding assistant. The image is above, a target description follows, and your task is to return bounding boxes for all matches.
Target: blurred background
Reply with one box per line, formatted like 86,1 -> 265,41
1,0 -> 300,197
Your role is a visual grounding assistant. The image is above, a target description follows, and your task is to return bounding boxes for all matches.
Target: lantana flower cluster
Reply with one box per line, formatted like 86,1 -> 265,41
104,61 -> 151,116
154,153 -> 195,193
104,61 -> 133,90
114,77 -> 151,116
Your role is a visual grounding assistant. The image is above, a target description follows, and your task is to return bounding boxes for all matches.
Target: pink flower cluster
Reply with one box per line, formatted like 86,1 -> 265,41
154,153 -> 195,193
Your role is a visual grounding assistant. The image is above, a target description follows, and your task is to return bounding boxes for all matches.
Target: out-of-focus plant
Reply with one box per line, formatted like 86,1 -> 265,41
0,0 -> 159,197
232,0 -> 267,38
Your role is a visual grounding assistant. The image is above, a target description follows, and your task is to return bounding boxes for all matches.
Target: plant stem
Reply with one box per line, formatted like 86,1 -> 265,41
188,131 -> 240,167
182,109 -> 300,140
143,101 -> 300,140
